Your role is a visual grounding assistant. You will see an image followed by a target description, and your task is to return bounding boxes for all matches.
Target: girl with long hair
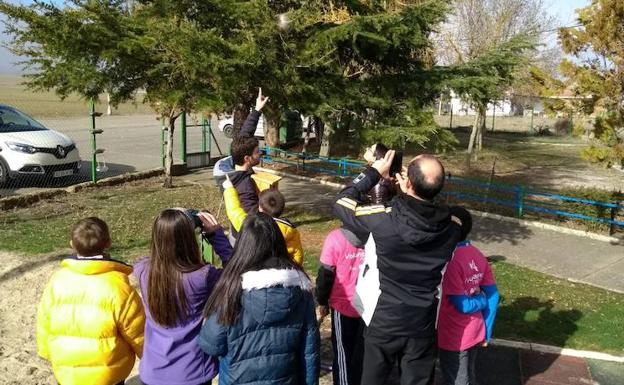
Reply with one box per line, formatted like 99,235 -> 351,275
134,209 -> 233,385
199,212 -> 320,385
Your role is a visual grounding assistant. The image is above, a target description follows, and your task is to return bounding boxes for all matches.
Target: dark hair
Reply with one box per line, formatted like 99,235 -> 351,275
450,206 -> 472,241
203,212 -> 302,325
407,155 -> 445,200
259,188 -> 285,217
71,217 -> 111,257
373,143 -> 389,160
146,209 -> 204,327
231,136 -> 259,166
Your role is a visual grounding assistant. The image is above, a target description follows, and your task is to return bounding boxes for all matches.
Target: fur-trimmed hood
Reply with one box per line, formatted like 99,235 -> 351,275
241,268 -> 313,325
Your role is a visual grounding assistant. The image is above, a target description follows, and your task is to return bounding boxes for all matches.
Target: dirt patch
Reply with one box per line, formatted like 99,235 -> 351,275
0,251 -> 61,384
0,252 -> 144,384
0,249 -> 332,385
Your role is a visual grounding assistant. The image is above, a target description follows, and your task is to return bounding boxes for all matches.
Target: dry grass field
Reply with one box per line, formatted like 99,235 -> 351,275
0,75 -> 153,118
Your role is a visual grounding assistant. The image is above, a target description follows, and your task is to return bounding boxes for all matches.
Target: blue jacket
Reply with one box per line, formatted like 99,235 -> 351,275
198,268 -> 320,385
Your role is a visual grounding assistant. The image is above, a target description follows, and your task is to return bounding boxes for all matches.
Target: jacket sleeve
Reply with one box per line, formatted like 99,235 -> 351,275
289,229 -> 304,266
449,293 -> 488,314
224,186 -> 248,232
315,265 -> 335,307
481,284 -> 499,342
333,167 -> 384,235
300,293 -> 320,385
236,177 -> 259,214
206,228 -> 233,264
238,110 -> 261,138
116,288 -> 146,358
36,282 -> 53,360
199,313 -> 228,357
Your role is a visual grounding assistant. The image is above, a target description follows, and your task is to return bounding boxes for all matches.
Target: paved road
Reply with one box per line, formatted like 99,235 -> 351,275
0,114 -> 231,197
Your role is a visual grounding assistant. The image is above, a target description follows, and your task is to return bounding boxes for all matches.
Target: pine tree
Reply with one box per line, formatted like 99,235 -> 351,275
559,0 -> 624,168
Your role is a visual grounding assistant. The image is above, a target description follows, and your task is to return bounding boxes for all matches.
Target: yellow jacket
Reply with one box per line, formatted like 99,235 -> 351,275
224,186 -> 304,265
37,257 -> 145,385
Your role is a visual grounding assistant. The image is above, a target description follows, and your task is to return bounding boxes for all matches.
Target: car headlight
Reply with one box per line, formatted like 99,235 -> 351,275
6,142 -> 37,154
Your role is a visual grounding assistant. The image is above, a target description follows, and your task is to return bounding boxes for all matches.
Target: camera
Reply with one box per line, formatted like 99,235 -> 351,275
184,209 -> 204,229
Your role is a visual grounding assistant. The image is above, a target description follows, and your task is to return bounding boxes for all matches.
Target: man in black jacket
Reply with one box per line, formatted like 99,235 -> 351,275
228,88 -> 270,214
333,151 -> 461,385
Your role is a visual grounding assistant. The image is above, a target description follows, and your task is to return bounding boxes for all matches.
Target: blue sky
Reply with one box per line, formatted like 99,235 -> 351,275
0,0 -> 590,75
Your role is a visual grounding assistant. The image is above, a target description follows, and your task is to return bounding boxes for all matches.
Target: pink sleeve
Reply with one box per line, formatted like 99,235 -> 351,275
481,261 -> 496,286
442,259 -> 466,296
320,231 -> 338,266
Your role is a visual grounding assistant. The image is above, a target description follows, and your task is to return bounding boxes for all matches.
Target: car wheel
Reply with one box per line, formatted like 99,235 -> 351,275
223,124 -> 234,138
0,157 -> 9,186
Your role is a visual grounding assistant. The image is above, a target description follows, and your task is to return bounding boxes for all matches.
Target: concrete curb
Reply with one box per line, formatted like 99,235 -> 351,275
492,339 -> 624,363
254,167 -> 621,244
0,168 -> 164,210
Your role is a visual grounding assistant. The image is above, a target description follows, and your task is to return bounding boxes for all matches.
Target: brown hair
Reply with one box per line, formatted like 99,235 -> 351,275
259,188 -> 285,217
231,136 -> 259,166
146,209 -> 204,327
71,217 -> 111,257
203,213 -> 303,326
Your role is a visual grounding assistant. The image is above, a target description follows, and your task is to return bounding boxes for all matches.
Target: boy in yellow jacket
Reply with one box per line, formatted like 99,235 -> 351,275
223,175 -> 304,265
37,217 -> 145,385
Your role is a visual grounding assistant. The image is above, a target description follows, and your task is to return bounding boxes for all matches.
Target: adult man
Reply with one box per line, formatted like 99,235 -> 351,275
214,88 -> 269,214
333,151 -> 461,385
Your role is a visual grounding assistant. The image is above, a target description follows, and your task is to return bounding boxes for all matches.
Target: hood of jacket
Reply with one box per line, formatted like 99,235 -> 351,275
241,268 -> 312,325
228,169 -> 254,186
340,227 -> 366,248
389,194 -> 453,246
62,257 -> 132,276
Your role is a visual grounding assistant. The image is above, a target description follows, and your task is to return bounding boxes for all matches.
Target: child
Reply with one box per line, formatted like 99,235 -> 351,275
315,226 -> 366,385
37,217 -> 145,385
133,209 -> 233,385
437,206 -> 500,385
199,212 -> 319,385
223,174 -> 304,265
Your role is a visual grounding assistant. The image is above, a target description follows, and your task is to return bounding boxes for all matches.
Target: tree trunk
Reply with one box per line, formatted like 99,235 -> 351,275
264,110 -> 280,148
106,93 -> 112,116
319,121 -> 333,157
232,103 -> 249,138
468,105 -> 486,154
163,116 -> 176,188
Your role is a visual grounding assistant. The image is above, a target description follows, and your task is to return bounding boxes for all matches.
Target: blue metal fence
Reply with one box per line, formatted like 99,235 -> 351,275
260,146 -> 624,234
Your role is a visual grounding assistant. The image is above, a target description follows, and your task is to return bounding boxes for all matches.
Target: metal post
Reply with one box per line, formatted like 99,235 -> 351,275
530,109 -> 534,133
568,113 -> 574,137
201,115 -> 207,153
491,103 -> 495,132
90,99 -> 97,183
180,111 -> 187,163
515,185 -> 524,218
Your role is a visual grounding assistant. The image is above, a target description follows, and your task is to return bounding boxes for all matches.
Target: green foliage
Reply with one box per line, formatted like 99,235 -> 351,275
559,0 -> 624,167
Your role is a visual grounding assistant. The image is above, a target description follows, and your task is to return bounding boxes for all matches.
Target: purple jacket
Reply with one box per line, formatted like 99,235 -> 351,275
134,231 -> 231,385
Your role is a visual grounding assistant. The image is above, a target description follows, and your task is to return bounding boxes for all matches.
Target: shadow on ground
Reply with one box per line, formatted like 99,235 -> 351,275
0,252 -> 68,284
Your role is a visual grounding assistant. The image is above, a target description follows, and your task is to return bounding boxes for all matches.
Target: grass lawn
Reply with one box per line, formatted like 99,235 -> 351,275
0,75 -> 153,118
0,177 -> 622,355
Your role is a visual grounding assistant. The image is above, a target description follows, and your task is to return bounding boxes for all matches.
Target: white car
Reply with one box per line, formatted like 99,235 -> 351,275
0,104 -> 81,185
218,113 -> 312,139
218,115 -> 265,138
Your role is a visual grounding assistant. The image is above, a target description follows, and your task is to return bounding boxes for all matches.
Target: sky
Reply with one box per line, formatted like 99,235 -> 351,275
0,0 -> 591,75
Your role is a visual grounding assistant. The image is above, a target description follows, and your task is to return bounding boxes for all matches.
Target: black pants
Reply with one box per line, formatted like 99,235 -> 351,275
361,329 -> 436,385
439,346 -> 479,385
331,310 -> 365,385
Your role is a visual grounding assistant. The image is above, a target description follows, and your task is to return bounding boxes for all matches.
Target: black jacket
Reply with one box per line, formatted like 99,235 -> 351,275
333,167 -> 460,337
229,110 -> 262,214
